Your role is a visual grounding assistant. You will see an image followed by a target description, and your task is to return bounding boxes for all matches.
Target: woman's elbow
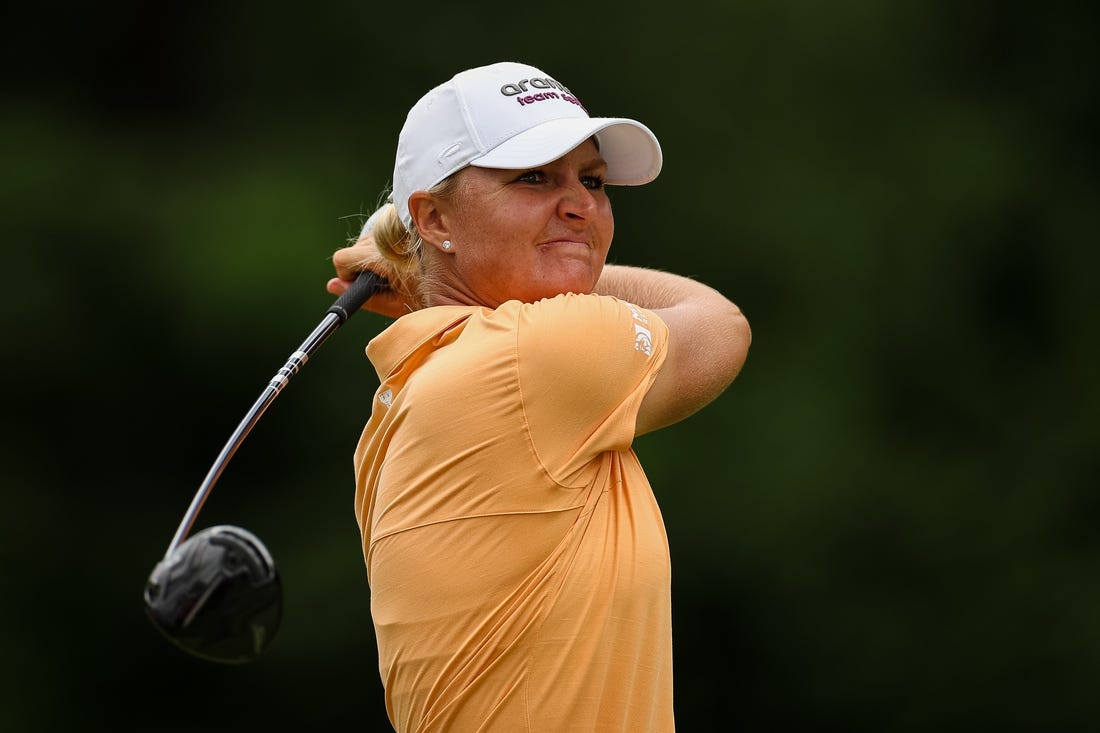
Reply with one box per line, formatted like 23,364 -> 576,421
721,304 -> 752,383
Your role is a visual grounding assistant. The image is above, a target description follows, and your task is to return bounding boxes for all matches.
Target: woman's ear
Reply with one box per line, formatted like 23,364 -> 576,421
408,191 -> 451,251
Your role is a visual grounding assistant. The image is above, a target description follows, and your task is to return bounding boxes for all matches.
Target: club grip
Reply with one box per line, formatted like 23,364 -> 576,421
327,271 -> 388,324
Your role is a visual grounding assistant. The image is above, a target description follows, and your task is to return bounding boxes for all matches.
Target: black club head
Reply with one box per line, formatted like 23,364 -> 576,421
144,525 -> 282,664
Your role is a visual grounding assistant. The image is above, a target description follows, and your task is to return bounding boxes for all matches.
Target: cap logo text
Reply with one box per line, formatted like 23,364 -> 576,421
499,77 -> 573,96
500,76 -> 586,112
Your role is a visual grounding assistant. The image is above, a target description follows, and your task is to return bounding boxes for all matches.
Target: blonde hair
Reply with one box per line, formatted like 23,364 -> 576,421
355,176 -> 460,309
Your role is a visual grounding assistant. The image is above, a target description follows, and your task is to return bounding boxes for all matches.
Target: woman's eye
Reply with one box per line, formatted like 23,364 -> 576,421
514,170 -> 604,189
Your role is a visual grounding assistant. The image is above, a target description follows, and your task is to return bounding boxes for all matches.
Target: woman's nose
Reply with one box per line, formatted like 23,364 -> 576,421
558,180 -> 598,221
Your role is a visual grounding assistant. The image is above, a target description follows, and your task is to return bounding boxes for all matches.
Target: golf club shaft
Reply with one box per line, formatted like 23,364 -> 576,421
164,271 -> 387,559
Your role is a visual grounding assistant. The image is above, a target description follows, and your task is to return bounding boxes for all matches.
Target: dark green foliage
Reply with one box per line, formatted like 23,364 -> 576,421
2,1 -> 1097,729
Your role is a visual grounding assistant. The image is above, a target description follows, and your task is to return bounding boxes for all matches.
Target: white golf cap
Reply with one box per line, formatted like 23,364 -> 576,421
391,61 -> 663,230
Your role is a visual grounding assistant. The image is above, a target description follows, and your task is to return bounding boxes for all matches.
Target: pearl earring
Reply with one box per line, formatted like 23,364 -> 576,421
442,240 -> 453,250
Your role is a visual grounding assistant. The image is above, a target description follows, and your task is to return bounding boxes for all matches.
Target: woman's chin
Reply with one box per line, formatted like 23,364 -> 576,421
534,261 -> 602,298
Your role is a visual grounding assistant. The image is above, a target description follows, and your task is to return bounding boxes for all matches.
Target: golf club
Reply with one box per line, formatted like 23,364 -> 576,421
144,270 -> 386,663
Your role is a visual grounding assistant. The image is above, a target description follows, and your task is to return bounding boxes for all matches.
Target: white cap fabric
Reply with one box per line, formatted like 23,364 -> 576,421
391,61 -> 662,230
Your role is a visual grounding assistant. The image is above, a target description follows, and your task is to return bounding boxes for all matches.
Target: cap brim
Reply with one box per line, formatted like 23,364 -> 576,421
470,117 -> 662,185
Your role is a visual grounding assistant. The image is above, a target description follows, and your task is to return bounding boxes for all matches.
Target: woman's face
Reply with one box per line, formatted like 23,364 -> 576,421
437,139 -> 614,307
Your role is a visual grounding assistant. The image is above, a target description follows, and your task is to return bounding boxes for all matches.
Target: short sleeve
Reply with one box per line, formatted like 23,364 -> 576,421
516,293 -> 668,485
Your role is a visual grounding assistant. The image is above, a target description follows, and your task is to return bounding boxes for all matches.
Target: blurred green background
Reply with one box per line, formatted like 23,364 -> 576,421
3,0 -> 1098,730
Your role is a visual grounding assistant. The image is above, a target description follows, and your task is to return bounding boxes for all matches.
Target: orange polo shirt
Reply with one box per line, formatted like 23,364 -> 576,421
353,293 -> 673,732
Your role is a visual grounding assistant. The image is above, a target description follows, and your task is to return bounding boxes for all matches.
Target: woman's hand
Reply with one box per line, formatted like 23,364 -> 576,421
327,238 -> 418,319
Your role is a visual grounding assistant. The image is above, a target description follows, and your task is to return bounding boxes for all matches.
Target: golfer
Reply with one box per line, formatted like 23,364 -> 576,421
327,61 -> 751,732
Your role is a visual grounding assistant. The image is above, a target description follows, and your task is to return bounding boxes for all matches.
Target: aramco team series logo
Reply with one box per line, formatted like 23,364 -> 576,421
499,76 -> 586,111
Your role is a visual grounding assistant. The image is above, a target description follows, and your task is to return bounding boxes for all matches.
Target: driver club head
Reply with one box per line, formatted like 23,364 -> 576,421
144,525 -> 282,664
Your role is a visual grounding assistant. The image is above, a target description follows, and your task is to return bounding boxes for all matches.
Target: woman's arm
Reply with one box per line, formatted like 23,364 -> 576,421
594,265 -> 751,435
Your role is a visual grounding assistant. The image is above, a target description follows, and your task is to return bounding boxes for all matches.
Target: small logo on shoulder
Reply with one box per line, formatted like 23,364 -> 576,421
625,302 -> 653,357
378,388 -> 393,407
633,324 -> 653,356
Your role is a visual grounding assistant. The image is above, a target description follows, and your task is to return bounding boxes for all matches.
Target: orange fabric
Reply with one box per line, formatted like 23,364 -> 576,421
353,293 -> 673,732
